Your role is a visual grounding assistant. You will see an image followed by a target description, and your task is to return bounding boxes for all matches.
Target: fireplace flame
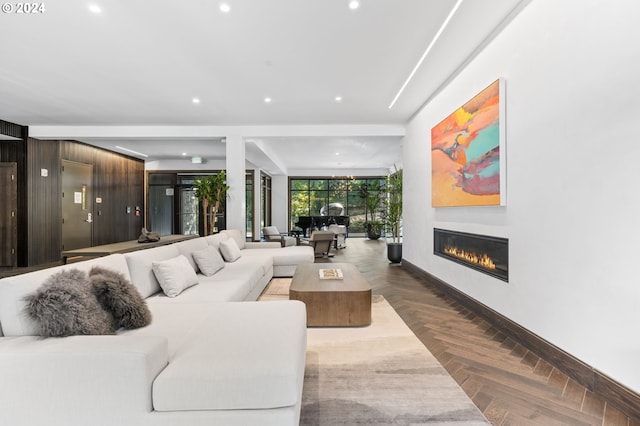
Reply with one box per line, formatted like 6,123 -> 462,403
444,246 -> 496,270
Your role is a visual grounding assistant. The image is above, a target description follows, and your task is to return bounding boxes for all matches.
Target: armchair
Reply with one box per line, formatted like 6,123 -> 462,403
328,224 -> 347,249
300,230 -> 335,258
262,226 -> 297,247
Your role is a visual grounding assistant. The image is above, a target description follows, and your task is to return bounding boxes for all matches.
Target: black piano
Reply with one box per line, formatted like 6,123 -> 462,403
294,215 -> 350,237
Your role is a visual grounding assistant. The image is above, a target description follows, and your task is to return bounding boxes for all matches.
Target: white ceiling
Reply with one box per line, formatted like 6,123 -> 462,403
0,0 -> 527,173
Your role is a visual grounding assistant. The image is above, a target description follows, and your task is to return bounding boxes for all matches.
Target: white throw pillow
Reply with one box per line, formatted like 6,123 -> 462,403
219,238 -> 241,262
192,246 -> 225,277
152,255 -> 199,297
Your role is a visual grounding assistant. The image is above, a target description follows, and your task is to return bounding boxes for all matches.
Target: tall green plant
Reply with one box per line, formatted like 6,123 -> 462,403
358,181 -> 382,223
358,181 -> 383,236
384,165 -> 403,243
193,171 -> 230,235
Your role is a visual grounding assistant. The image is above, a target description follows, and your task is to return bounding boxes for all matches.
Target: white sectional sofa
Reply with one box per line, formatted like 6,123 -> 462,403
0,229 -> 315,426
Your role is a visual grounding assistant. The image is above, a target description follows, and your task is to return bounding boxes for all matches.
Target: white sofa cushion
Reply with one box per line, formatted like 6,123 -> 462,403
221,229 -> 246,250
152,300 -> 307,411
220,239 -> 241,262
271,246 -> 315,267
0,254 -> 130,337
242,246 -> 314,267
173,237 -> 209,272
123,302 -> 213,355
192,246 -> 225,276
242,246 -> 314,278
244,241 -> 282,249
125,245 -> 181,298
0,335 -> 168,425
203,232 -> 229,250
146,278 -> 252,303
152,255 -> 199,297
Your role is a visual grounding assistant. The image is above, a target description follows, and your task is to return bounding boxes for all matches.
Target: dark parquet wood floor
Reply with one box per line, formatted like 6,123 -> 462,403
318,237 -> 637,426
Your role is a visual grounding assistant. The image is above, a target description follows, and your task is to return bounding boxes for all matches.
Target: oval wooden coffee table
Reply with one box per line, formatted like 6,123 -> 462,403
289,263 -> 372,326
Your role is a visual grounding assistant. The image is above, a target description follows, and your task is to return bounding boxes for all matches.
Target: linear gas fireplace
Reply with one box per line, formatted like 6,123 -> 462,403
434,228 -> 508,282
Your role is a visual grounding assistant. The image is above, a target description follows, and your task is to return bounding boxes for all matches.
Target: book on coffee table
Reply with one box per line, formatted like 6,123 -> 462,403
319,268 -> 344,279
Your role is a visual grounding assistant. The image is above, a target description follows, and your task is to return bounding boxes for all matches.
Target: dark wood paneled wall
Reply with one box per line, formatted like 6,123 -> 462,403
0,140 -> 17,162
0,119 -> 24,139
26,138 -> 61,266
0,120 -> 29,266
0,136 -> 145,267
0,163 -> 17,267
127,157 -> 144,238
60,140 -> 144,251
89,147 -> 144,245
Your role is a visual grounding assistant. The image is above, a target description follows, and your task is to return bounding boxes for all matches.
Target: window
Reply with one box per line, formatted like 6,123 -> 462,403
147,171 -> 230,236
289,176 -> 385,234
246,171 -> 254,240
261,172 -> 272,230
147,173 -> 176,235
177,174 -> 226,235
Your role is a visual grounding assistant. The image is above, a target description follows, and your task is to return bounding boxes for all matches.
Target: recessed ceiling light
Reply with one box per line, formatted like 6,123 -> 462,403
182,152 -> 187,156
192,98 -> 200,104
264,97 -> 272,103
88,4 -> 102,14
335,152 -> 340,156
349,1 -> 359,10
219,3 -> 230,13
335,96 -> 343,102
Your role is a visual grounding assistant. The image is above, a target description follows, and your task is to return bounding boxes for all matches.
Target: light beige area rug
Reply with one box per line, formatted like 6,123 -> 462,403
260,280 -> 489,425
259,277 -> 292,301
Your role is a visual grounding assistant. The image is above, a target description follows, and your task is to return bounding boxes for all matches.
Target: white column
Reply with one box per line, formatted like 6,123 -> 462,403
272,175 -> 289,232
225,134 -> 246,234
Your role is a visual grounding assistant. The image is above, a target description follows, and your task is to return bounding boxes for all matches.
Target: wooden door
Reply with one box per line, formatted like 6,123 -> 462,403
61,160 -> 93,251
0,163 -> 17,267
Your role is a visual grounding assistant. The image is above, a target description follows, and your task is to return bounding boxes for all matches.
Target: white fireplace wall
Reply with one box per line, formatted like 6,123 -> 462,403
403,0 -> 640,392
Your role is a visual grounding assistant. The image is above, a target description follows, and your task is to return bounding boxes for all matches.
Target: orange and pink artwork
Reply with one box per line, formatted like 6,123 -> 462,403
431,79 -> 505,207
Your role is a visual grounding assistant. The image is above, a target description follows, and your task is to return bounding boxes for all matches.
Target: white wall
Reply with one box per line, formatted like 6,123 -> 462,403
403,0 -> 640,392
271,175 -> 289,233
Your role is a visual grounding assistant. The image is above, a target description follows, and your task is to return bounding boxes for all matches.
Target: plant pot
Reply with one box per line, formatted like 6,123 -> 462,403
367,230 -> 381,240
366,223 -> 382,240
387,242 -> 402,263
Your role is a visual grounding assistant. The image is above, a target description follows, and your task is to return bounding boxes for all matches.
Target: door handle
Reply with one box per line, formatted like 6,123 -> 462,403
85,213 -> 93,223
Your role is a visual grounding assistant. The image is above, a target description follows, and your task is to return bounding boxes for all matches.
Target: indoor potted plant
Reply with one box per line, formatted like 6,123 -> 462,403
193,171 -> 229,235
358,181 -> 383,239
384,165 -> 403,263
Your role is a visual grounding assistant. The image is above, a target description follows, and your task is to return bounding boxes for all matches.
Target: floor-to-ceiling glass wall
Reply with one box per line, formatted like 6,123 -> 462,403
148,173 -> 176,235
148,171 -> 255,237
246,171 -> 253,240
178,181 -> 199,235
149,171 -> 257,236
289,176 -> 385,236
260,172 -> 272,232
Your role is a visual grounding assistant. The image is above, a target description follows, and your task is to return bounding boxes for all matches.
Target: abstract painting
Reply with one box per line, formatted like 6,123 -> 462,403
431,79 -> 505,207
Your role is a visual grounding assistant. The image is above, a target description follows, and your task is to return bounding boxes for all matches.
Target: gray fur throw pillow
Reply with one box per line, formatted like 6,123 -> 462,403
24,269 -> 115,337
89,266 -> 152,329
